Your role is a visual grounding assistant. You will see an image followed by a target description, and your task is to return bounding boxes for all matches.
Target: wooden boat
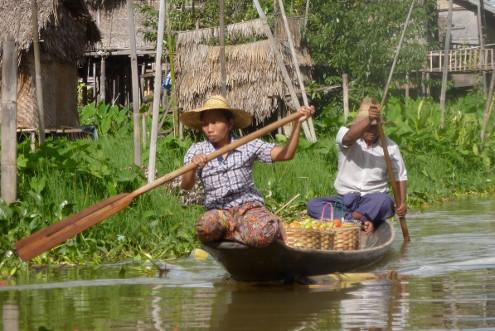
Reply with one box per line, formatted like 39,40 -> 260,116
203,220 -> 395,282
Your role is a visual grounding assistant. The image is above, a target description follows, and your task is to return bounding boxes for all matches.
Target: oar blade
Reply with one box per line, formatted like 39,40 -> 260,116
16,193 -> 133,261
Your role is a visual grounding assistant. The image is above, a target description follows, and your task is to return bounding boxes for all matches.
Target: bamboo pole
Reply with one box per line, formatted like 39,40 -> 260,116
252,0 -> 315,142
1,38 -> 17,203
477,0 -> 487,93
277,0 -> 316,141
31,0 -> 45,144
219,0 -> 227,96
166,2 -> 179,138
439,0 -> 453,129
127,0 -> 142,167
147,0 -> 166,182
480,69 -> 495,143
304,0 -> 310,29
342,73 -> 349,122
376,0 -> 415,242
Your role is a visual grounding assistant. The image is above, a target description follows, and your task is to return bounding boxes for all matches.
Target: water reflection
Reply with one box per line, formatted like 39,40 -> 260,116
1,198 -> 495,330
2,301 -> 19,331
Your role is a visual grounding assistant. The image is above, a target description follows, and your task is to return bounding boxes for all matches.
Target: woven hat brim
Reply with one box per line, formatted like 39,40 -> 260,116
180,106 -> 252,130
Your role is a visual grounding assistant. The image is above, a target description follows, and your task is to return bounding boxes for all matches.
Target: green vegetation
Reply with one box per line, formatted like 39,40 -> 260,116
1,1 -> 494,277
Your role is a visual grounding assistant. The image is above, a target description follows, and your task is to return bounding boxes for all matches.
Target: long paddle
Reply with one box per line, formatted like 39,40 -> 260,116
16,112 -> 305,261
375,0 -> 415,242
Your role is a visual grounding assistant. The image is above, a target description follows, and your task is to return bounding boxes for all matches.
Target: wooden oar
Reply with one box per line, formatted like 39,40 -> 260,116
16,112 -> 305,261
375,0 -> 415,242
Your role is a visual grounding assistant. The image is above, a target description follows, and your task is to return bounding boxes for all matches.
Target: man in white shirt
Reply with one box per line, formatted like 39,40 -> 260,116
307,97 -> 408,233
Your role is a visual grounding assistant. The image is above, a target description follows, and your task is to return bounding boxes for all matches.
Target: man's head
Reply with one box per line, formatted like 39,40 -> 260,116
350,96 -> 380,145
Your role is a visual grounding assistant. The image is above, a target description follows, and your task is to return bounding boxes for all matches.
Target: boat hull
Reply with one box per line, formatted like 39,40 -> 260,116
203,220 -> 395,281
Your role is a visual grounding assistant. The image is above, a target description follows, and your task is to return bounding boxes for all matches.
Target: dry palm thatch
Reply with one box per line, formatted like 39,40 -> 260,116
0,0 -> 100,63
176,18 -> 312,124
0,0 -> 100,129
176,18 -> 267,48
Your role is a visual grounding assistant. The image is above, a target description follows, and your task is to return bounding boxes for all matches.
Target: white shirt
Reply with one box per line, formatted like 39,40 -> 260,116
334,127 -> 407,195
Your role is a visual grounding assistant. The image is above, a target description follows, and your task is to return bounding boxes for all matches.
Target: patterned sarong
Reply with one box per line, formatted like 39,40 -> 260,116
196,202 -> 285,247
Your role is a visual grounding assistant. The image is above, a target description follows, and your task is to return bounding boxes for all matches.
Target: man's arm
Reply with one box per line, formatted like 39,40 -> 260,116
341,105 -> 381,146
271,106 -> 315,162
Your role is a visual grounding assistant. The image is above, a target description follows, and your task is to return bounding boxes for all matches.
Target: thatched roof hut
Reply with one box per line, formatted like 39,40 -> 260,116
176,17 -> 312,125
0,0 -> 99,129
86,0 -> 155,54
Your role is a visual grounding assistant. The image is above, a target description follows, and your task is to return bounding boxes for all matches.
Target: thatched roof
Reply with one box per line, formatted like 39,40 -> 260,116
176,18 -> 313,124
88,2 -> 155,53
0,0 -> 100,63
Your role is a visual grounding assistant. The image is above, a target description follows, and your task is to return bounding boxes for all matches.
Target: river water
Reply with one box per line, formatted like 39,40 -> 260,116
1,198 -> 495,330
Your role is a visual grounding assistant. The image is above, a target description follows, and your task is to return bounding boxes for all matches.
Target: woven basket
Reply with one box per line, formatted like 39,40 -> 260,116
332,226 -> 360,251
319,230 -> 335,250
285,227 -> 321,250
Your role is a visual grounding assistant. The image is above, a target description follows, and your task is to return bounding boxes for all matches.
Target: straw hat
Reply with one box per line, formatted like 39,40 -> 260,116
180,95 -> 252,130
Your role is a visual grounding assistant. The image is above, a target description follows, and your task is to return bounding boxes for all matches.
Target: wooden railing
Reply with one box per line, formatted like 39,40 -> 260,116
425,46 -> 495,73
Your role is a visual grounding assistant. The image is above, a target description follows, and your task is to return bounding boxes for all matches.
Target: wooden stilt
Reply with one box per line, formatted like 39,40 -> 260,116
480,69 -> 495,143
148,0 -> 166,182
127,0 -> 142,166
31,0 -> 45,144
100,56 -> 107,103
1,37 -> 17,203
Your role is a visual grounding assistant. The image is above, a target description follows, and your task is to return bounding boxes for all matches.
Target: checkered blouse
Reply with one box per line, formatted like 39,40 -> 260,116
184,138 -> 275,210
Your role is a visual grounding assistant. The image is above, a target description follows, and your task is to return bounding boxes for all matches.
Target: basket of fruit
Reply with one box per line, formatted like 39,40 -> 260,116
284,218 -> 360,251
284,219 -> 322,250
332,222 -> 360,251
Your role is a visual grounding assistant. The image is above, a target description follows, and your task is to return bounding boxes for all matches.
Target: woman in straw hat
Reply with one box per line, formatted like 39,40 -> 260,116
181,95 -> 314,247
306,97 -> 408,233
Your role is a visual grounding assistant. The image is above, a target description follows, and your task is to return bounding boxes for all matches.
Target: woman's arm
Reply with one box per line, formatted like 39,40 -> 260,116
271,106 -> 315,162
181,154 -> 207,190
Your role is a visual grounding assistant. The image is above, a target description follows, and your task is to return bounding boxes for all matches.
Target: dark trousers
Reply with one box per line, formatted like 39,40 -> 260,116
307,192 -> 395,225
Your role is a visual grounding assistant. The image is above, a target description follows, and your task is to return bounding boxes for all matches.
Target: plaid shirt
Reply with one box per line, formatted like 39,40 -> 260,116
184,138 -> 275,210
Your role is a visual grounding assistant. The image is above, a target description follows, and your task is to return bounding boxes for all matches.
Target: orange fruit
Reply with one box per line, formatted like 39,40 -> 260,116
333,219 -> 342,227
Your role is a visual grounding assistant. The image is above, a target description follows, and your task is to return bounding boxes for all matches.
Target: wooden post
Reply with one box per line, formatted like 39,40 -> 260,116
1,38 -> 17,203
127,0 -> 142,167
342,73 -> 349,122
439,0 -> 453,129
277,0 -> 316,142
304,0 -> 310,30
480,69 -> 495,143
405,72 -> 410,99
148,0 -> 166,182
100,56 -> 107,103
31,0 -> 45,144
166,2 -> 180,138
426,72 -> 431,96
477,0 -> 487,94
421,72 -> 426,96
252,0 -> 314,142
219,0 -> 227,96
